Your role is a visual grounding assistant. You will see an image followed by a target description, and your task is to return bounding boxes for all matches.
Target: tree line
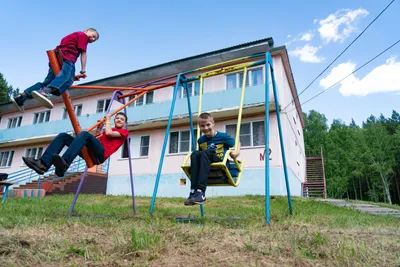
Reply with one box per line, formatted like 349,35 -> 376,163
0,72 -> 20,103
303,110 -> 400,205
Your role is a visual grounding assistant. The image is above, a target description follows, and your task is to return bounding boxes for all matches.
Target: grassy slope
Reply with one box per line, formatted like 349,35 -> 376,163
0,195 -> 399,267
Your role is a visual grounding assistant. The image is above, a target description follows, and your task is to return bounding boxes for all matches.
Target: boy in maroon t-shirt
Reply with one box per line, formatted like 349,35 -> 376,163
22,113 -> 128,177
11,28 -> 99,112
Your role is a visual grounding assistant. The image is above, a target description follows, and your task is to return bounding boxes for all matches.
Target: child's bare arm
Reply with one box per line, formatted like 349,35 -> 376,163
230,142 -> 241,159
104,114 -> 122,138
88,118 -> 104,136
80,51 -> 87,75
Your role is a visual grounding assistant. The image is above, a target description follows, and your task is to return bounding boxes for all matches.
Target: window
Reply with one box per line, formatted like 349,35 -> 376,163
25,147 -> 43,159
121,138 -> 131,158
140,136 -> 150,156
226,121 -> 265,147
128,91 -> 154,107
33,111 -> 50,124
97,99 -> 111,113
7,116 -> 22,128
293,117 -> 297,125
63,104 -> 82,119
178,81 -> 201,98
0,150 -> 14,167
226,67 -> 263,90
121,135 -> 151,158
169,129 -> 197,154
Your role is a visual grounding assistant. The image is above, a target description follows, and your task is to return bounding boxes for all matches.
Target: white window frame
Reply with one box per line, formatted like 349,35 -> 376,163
24,147 -> 44,160
178,81 -> 201,99
0,150 -> 14,167
128,91 -> 154,107
225,120 -> 265,148
139,135 -> 150,157
7,116 -> 22,128
168,129 -> 197,154
63,104 -> 83,119
96,98 -> 111,113
225,66 -> 264,90
121,135 -> 151,159
33,111 -> 50,124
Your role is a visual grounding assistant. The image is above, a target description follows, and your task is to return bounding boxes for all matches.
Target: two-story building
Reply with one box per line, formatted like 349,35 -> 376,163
0,37 -> 306,198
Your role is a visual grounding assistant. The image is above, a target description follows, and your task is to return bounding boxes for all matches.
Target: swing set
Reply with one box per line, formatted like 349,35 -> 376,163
47,45 -> 293,224
148,49 -> 293,224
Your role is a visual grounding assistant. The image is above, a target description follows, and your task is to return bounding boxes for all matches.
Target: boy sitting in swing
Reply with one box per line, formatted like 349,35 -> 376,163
184,112 -> 240,205
23,113 -> 128,177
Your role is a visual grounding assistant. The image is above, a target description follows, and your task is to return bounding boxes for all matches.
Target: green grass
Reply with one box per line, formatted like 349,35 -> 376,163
0,195 -> 399,266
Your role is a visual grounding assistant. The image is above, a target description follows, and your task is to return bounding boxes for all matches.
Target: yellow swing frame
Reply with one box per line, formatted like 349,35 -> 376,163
181,68 -> 248,186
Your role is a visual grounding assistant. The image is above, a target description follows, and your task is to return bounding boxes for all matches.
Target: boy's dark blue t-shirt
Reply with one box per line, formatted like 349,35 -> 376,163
198,132 -> 235,160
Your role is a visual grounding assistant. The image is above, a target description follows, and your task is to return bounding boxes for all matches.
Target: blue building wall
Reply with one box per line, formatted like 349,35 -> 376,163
106,167 -> 302,198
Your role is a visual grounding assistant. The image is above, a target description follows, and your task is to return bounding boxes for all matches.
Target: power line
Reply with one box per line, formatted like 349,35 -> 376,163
283,0 -> 397,111
285,38 -> 400,113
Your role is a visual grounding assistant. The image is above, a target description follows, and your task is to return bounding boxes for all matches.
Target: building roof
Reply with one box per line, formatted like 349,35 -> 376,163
82,37 -> 275,86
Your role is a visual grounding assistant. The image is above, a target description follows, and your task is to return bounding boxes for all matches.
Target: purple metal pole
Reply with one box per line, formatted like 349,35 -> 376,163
68,167 -> 88,216
109,90 -> 136,214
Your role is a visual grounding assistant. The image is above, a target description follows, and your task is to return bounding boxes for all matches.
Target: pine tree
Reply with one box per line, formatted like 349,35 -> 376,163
0,72 -> 20,103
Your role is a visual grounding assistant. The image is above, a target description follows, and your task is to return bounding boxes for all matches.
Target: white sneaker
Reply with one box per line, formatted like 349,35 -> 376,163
32,89 -> 54,109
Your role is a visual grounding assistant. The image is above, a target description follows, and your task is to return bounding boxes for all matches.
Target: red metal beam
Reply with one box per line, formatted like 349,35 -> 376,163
47,50 -> 95,168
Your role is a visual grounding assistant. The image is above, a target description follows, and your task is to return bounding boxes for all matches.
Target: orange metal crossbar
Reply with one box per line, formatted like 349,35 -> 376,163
86,81 -> 177,131
47,50 -> 95,168
117,81 -> 176,99
86,90 -> 147,132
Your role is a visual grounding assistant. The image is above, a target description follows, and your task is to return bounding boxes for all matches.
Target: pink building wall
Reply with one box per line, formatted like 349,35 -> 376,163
0,54 -> 305,185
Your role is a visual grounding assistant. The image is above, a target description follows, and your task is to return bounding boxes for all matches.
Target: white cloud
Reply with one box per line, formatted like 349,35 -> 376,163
320,56 -> 400,96
289,44 -> 325,63
317,8 -> 369,44
300,32 -> 314,41
286,32 -> 314,46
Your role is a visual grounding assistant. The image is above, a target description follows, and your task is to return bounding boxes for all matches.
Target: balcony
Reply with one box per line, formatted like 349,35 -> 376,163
0,84 -> 276,145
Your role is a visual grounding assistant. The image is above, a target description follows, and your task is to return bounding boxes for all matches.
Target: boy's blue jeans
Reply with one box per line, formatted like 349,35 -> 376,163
24,60 -> 75,97
190,150 -> 221,192
40,132 -> 105,168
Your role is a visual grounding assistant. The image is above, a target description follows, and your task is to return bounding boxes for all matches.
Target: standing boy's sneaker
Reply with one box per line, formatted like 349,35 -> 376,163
192,189 -> 206,205
11,94 -> 25,113
184,189 -> 196,205
31,89 -> 54,109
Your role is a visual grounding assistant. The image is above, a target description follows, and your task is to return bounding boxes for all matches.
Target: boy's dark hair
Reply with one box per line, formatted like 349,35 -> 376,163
87,28 -> 99,39
116,112 -> 128,121
198,112 -> 214,121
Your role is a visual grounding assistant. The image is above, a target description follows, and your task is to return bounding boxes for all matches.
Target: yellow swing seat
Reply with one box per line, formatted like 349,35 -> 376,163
181,149 -> 245,187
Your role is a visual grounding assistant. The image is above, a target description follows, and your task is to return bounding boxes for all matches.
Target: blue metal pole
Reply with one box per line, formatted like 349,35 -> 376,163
267,52 -> 293,215
149,74 -> 182,215
265,53 -> 271,225
2,186 -> 9,204
183,81 -> 196,152
183,80 -> 205,217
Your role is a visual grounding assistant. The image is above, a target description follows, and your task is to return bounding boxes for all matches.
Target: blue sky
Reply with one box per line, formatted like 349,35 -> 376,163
0,0 -> 399,126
